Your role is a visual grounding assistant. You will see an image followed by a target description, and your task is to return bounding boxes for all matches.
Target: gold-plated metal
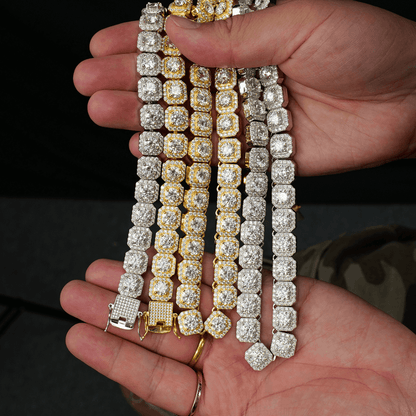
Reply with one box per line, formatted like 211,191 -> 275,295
162,56 -> 185,79
162,35 -> 181,56
188,137 -> 213,163
190,112 -> 213,137
165,106 -> 189,131
151,253 -> 177,277
140,302 -> 180,339
163,80 -> 188,105
188,333 -> 207,367
218,138 -> 241,163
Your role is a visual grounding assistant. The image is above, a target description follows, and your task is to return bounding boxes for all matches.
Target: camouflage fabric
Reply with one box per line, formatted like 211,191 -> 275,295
294,224 -> 416,330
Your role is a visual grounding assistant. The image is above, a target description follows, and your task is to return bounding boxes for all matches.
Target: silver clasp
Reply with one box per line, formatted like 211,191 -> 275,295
104,295 -> 141,332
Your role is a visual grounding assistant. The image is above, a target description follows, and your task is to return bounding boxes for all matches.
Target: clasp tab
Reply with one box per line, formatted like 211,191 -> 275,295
104,295 -> 141,331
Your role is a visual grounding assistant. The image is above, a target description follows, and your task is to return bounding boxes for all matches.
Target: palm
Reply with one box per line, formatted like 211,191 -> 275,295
61,257 -> 416,415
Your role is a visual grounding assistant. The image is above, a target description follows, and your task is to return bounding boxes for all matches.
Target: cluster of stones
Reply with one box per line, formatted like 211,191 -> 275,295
175,61 -> 214,336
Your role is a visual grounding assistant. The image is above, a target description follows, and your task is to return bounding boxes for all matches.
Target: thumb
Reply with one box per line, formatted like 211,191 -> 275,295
165,1 -> 335,69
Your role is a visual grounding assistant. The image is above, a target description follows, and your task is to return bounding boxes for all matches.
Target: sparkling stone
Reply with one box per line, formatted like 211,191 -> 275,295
162,160 -> 186,183
273,257 -> 297,281
272,233 -> 296,256
123,249 -> 148,275
138,76 -> 162,102
213,285 -> 237,309
239,245 -> 263,269
143,2 -> 164,14
216,1 -> 227,14
214,261 -> 238,284
245,172 -> 268,197
187,164 -> 211,187
155,230 -> 179,254
160,183 -> 184,207
150,278 -> 173,301
165,106 -> 189,131
118,273 -> 144,298
184,189 -> 210,211
140,104 -> 164,130
238,77 -> 261,99
204,310 -> 232,339
136,156 -> 161,180
273,306 -> 297,331
180,236 -> 204,260
152,254 -> 176,277
162,57 -> 185,79
246,121 -> 269,146
236,318 -> 260,343
218,164 -> 241,188
137,53 -> 162,76
217,212 -> 240,236
157,206 -> 181,230
218,139 -> 241,163
270,133 -> 293,159
164,80 -> 187,105
215,68 -> 236,90
178,310 -> 204,336
272,209 -> 296,233
242,196 -> 266,221
263,84 -> 285,110
190,64 -> 211,88
178,260 -> 202,284
127,226 -> 152,250
191,112 -> 213,136
238,269 -> 262,293
216,90 -> 238,113
137,32 -> 162,53
216,237 -> 239,260
242,98 -> 266,122
131,202 -> 156,227
273,282 -> 296,306
240,221 -> 264,245
272,185 -> 295,209
217,188 -> 241,212
188,215 -> 206,234
267,108 -> 290,133
247,148 -> 269,173
245,342 -> 273,371
237,293 -> 261,318
258,65 -> 279,86
134,179 -> 159,203
254,0 -> 270,9
271,160 -> 295,184
164,133 -> 187,159
271,332 -> 297,358
177,284 -> 200,309
138,131 -> 164,155
162,35 -> 180,56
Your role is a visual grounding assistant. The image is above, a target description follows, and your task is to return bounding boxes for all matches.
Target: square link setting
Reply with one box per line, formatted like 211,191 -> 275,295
186,164 -> 211,188
137,53 -> 162,77
123,249 -> 148,275
259,65 -> 280,86
216,90 -> 238,114
272,232 -> 296,256
204,310 -> 232,339
267,108 -> 291,133
240,221 -> 264,246
239,245 -> 263,269
118,273 -> 144,298
164,133 -> 188,159
236,317 -> 260,343
162,35 -> 181,56
218,139 -> 241,163
217,188 -> 241,213
151,254 -> 176,278
178,260 -> 202,285
271,331 -> 297,358
264,84 -> 286,110
127,226 -> 152,251
190,112 -> 213,137
245,121 -> 269,147
140,104 -> 164,130
149,277 -> 174,301
273,282 -> 297,306
131,202 -> 156,227
213,285 -> 237,309
154,229 -> 179,254
190,87 -> 212,112
188,138 -> 213,163
237,293 -> 261,318
160,183 -> 184,207
179,236 -> 205,260
137,156 -> 162,180
165,106 -> 189,132
157,206 -> 182,230
214,261 -> 238,285
238,269 -> 262,293
137,31 -> 162,53
162,56 -> 185,79
215,68 -> 237,90
218,164 -> 242,188
139,131 -> 164,156
163,80 -> 187,105
215,237 -> 239,261
242,196 -> 266,221
135,179 -> 159,204
238,77 -> 261,100
184,188 -> 210,212
138,77 -> 163,102
273,257 -> 297,281
242,98 -> 266,122
162,160 -> 186,183
190,64 -> 211,88
273,209 -> 296,233
178,310 -> 204,336
217,113 -> 239,138
139,12 -> 164,31
273,306 -> 297,331
272,185 -> 295,209
246,148 -> 269,173
181,212 -> 207,236
270,133 -> 293,159
271,160 -> 295,184
216,212 -> 240,236
176,284 -> 201,309
245,342 -> 273,371
245,172 -> 268,197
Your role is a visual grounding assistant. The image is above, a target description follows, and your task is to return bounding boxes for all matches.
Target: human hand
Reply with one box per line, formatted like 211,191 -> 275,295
73,0 -> 416,176
60,256 -> 416,415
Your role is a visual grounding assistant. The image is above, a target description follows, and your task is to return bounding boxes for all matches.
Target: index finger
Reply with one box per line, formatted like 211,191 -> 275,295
90,21 -> 139,57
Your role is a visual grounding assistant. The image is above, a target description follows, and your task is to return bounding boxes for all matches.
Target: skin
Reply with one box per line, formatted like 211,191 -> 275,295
63,0 -> 416,414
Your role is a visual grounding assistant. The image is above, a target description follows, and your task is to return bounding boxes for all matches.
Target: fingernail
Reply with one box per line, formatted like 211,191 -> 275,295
169,15 -> 201,30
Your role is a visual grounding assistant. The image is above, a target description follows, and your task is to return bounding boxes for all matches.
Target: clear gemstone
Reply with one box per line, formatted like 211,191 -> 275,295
178,260 -> 202,284
258,65 -> 279,86
242,196 -> 266,221
272,185 -> 295,209
267,108 -> 290,133
118,273 -> 144,298
263,84 -> 284,110
271,160 -> 295,184
140,104 -> 164,130
137,31 -> 162,53
139,13 -> 164,31
177,284 -> 200,308
137,53 -> 162,76
239,245 -> 263,269
273,282 -> 296,306
138,131 -> 164,155
204,310 -> 232,339
138,76 -> 162,102
246,121 -> 269,146
123,249 -> 148,275
136,156 -> 161,180
272,209 -> 296,233
238,269 -> 262,293
270,133 -> 293,159
272,233 -> 296,256
245,172 -> 268,197
155,230 -> 179,253
214,285 -> 237,309
162,161 -> 186,183
273,306 -> 297,331
273,257 -> 297,281
214,261 -> 238,284
248,148 -> 269,173
237,293 -> 261,318
216,237 -> 239,260
245,342 -> 273,371
151,278 -> 172,296
157,206 -> 181,230
131,202 -> 156,227
240,221 -> 264,245
271,332 -> 297,358
178,310 -> 204,336
134,179 -> 159,204
238,77 -> 261,99
127,226 -> 152,250
242,98 -> 266,122
236,318 -> 260,343
217,212 -> 240,236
